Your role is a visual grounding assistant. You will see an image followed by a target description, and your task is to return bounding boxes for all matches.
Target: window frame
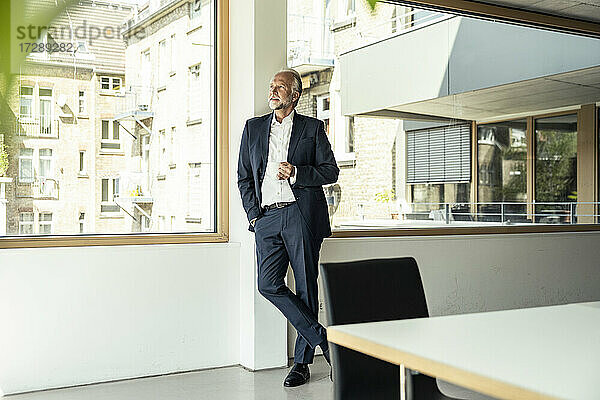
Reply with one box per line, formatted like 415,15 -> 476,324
38,212 -> 53,235
100,76 -> 123,93
100,177 -> 121,214
19,86 -> 34,119
78,90 -> 87,115
100,119 -> 122,152
330,106 -> 600,238
1,0 -> 229,248
19,212 -> 34,235
18,148 -> 34,183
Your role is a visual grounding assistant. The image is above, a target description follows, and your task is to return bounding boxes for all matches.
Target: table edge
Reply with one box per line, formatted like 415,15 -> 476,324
327,326 -> 562,400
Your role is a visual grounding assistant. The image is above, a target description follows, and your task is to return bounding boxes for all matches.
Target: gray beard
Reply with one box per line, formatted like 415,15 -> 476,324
268,96 -> 293,110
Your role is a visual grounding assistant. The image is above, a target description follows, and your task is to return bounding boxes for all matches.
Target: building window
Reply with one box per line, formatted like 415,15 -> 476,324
19,86 -> 33,118
169,126 -> 176,166
100,76 -> 122,91
535,114 -> 577,222
18,148 -> 34,183
39,87 -> 53,135
101,120 -> 121,150
79,150 -> 86,174
158,39 -> 167,87
39,148 -> 53,179
187,162 -> 202,221
317,94 -> 331,139
190,0 -> 201,20
19,212 -> 34,235
477,119 -> 527,222
78,90 -> 86,114
159,129 -> 167,175
406,124 -> 471,184
76,40 -> 88,53
188,63 -> 202,121
39,212 -> 53,234
345,116 -> 355,154
169,34 -> 176,74
79,212 -> 85,233
101,178 -> 120,213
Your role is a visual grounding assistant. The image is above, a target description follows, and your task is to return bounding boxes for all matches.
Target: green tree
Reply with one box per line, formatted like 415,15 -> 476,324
535,130 -> 577,203
0,140 -> 7,176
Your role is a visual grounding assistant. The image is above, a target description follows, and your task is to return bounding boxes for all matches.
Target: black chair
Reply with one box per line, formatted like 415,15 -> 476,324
320,257 -> 455,400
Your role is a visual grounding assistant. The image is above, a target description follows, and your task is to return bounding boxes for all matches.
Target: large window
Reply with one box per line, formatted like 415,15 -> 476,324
477,119 -> 527,222
535,114 -> 578,223
287,0 -> 600,234
2,0 -> 223,245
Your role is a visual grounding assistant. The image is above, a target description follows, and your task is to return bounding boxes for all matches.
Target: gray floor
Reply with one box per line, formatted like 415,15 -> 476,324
7,358 -> 332,400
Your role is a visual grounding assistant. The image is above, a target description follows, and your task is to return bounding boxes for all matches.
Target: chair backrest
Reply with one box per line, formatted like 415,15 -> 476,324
320,257 -> 431,400
320,257 -> 429,326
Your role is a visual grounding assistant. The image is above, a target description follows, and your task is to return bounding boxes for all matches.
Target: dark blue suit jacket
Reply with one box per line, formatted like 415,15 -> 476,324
237,112 -> 339,239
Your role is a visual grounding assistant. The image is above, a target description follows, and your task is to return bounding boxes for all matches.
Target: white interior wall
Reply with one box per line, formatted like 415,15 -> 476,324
320,232 -> 600,316
0,243 -> 240,395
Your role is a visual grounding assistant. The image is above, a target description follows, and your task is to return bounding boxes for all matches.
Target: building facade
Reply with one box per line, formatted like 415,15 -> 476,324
4,0 -> 133,236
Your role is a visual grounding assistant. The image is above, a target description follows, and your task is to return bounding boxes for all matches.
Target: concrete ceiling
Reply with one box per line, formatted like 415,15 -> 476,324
486,0 -> 600,24
384,66 -> 600,121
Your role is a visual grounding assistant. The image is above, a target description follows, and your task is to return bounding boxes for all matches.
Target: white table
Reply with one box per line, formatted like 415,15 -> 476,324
327,301 -> 600,400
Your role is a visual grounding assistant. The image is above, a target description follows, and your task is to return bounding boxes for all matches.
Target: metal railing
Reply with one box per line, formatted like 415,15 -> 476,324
117,85 -> 154,113
15,115 -> 59,138
403,202 -> 599,225
352,9 -> 450,44
288,14 -> 334,67
16,177 -> 59,199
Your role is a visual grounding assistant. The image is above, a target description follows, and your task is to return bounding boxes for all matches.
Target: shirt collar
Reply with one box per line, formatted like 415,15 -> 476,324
271,110 -> 295,127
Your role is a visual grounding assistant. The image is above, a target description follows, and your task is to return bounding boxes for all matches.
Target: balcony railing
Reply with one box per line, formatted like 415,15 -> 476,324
16,177 -> 59,199
288,14 -> 334,70
116,85 -> 154,114
335,201 -> 600,229
15,115 -> 59,138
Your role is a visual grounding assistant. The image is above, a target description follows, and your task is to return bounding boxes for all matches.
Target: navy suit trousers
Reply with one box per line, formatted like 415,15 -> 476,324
254,202 -> 328,364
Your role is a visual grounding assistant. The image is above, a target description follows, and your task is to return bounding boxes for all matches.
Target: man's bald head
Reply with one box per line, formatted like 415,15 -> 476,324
269,69 -> 302,110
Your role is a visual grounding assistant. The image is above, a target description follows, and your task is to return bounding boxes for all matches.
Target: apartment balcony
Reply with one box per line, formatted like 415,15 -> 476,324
15,115 -> 59,139
15,177 -> 59,200
113,85 -> 154,136
339,17 -> 600,121
287,14 -> 334,75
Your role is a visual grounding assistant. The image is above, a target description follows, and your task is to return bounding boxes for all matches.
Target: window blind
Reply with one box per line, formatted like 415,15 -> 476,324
407,124 -> 471,183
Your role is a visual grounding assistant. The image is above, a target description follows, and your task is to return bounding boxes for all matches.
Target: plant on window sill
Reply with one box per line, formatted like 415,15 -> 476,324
374,188 -> 398,219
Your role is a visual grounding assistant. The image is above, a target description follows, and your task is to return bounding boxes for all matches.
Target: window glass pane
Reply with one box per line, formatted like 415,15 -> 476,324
113,120 -> 120,140
535,114 -> 577,223
477,119 -> 527,223
20,86 -> 33,96
102,120 -> 109,139
102,179 -> 108,202
4,0 -> 216,237
79,151 -> 85,172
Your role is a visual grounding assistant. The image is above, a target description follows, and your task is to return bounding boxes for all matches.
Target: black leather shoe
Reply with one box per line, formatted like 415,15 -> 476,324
283,363 -> 310,387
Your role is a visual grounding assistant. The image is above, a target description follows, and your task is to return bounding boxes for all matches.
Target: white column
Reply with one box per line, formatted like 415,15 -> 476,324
229,0 -> 288,370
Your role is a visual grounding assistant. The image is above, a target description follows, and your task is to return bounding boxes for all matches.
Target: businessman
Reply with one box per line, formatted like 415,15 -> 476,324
237,69 -> 339,387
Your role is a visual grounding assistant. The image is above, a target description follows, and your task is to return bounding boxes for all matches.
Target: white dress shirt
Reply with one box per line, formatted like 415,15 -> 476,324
260,111 -> 297,208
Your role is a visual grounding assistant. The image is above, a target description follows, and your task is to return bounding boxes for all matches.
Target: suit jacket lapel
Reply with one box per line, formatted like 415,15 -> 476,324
287,112 -> 305,162
258,113 -> 273,178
